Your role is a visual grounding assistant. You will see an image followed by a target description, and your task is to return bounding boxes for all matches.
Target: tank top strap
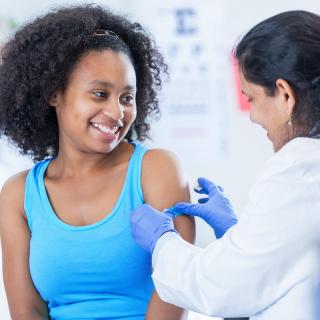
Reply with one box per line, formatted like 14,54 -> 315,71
24,159 -> 52,231
127,142 -> 149,203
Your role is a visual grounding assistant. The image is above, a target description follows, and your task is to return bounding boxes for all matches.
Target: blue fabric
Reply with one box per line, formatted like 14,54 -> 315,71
24,143 -> 154,320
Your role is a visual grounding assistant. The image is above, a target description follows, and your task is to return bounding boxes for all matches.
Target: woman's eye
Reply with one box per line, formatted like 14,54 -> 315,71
93,91 -> 107,98
247,97 -> 253,103
121,95 -> 135,105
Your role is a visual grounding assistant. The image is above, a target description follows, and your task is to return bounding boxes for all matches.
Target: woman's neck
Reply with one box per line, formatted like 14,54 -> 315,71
49,141 -> 131,178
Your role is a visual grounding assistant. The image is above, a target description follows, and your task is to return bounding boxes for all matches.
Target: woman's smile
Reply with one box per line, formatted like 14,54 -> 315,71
90,121 -> 122,143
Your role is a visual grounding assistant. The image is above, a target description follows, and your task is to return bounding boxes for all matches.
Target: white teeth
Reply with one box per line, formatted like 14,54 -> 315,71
91,123 -> 119,134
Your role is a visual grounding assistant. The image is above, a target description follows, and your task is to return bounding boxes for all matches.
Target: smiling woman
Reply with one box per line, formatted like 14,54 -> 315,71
0,5 -> 194,320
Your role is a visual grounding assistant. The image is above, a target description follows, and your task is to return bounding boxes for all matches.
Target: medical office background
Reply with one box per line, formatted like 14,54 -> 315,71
0,0 -> 319,319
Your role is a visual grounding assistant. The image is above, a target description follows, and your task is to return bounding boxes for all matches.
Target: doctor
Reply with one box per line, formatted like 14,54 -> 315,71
130,10 -> 320,320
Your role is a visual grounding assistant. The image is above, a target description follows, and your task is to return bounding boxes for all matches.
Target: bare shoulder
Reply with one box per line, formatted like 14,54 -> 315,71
143,148 -> 178,162
141,148 -> 189,207
0,170 -> 29,219
1,170 -> 28,198
142,148 -> 186,182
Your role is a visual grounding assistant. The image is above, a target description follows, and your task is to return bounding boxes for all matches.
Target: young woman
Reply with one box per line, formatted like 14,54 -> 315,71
0,5 -> 195,320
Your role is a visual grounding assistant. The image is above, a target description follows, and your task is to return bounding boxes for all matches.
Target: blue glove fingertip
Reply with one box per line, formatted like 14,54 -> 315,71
198,197 -> 209,204
164,206 -> 184,218
194,186 -> 207,195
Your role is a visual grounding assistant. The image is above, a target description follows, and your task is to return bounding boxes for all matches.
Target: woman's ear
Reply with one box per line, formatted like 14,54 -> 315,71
48,92 -> 60,107
275,78 -> 296,116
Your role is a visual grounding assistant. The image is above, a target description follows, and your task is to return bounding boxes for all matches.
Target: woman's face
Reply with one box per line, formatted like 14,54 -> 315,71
52,49 -> 137,155
239,70 -> 293,152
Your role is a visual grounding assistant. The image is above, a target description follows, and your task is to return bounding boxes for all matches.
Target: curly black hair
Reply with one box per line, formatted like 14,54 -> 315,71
0,4 -> 167,161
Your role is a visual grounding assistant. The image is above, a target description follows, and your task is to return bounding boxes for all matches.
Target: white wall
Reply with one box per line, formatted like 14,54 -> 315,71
0,0 -> 320,319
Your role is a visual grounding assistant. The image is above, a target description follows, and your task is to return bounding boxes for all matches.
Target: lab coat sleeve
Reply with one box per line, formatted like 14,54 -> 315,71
152,155 -> 319,317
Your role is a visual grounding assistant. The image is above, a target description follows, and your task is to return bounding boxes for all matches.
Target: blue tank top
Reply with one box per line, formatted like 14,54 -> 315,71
24,143 -> 154,320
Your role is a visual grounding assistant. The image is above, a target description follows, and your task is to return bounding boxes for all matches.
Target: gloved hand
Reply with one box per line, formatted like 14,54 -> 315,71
130,204 -> 180,254
168,177 -> 237,239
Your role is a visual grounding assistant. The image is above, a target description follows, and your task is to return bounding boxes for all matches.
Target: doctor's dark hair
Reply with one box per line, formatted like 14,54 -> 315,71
0,5 -> 167,161
235,10 -> 320,137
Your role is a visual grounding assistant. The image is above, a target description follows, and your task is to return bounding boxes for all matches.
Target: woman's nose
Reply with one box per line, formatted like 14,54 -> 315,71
102,99 -> 124,120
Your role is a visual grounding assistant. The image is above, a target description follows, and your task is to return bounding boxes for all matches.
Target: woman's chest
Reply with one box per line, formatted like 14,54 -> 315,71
29,227 -> 152,303
44,167 -> 127,226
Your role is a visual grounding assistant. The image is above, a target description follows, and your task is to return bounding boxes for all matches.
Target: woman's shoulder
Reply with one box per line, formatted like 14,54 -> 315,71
141,147 -> 188,199
259,137 -> 320,182
0,170 -> 29,222
0,170 -> 29,202
279,137 -> 320,158
142,148 -> 184,177
143,147 -> 177,160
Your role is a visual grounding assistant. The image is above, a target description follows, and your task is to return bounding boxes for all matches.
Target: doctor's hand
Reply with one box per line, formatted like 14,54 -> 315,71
130,204 -> 179,254
169,177 -> 238,239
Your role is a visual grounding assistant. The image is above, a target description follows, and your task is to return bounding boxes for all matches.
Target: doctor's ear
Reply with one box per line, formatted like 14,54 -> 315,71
275,79 -> 296,115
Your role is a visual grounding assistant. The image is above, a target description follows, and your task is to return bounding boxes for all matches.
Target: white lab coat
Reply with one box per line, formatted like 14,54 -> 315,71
152,137 -> 320,319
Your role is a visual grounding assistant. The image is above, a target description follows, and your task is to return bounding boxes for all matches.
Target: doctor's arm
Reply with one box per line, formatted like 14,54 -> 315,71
141,149 -> 195,320
151,163 -> 317,317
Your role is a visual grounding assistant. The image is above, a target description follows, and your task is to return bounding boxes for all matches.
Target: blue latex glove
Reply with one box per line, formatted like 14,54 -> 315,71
130,204 -> 180,253
169,177 -> 238,239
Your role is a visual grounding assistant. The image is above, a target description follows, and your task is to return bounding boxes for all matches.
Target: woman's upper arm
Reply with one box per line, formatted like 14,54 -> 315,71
0,172 -> 49,319
142,149 -> 194,319
142,149 -> 195,243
